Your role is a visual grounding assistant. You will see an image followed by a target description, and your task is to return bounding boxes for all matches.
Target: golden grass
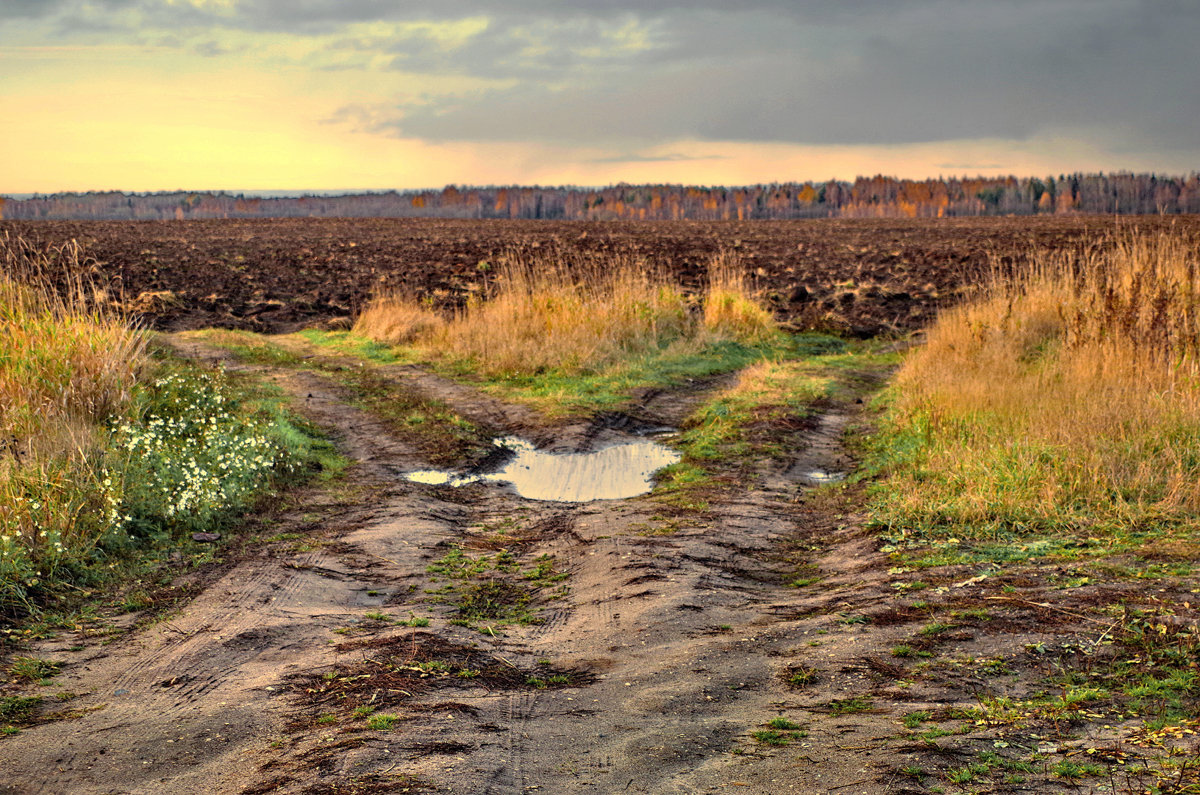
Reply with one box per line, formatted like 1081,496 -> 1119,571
1,234 -> 147,462
703,252 -> 776,342
879,229 -> 1200,535
1,234 -> 147,596
352,290 -> 444,346
356,249 -> 775,377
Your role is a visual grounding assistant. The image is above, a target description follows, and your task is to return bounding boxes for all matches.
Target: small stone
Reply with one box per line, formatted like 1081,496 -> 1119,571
192,532 -> 221,543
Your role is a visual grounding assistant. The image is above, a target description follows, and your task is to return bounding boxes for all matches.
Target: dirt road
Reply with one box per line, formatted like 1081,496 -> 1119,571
7,336 -> 1158,795
1,335 -> 919,794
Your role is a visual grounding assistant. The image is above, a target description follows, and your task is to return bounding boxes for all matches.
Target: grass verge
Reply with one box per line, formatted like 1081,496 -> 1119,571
0,234 -> 338,621
865,230 -> 1200,562
351,248 -> 786,414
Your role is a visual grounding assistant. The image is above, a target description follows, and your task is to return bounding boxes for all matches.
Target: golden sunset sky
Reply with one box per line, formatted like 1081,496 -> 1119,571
3,1 -> 1197,194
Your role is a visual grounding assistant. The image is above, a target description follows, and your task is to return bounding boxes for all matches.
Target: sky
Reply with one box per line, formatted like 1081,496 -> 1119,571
2,0 -> 1197,193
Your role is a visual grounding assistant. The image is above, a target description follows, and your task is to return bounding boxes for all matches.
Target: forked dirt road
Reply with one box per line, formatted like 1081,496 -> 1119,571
2,340 -> 955,794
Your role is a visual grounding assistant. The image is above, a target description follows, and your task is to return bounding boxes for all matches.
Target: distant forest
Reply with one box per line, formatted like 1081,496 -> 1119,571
4,173 -> 1200,221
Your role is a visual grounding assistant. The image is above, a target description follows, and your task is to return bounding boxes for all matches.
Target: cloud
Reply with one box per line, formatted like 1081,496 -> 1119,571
365,1 -> 1200,153
589,152 -> 730,163
192,38 -> 248,57
7,0 -> 1199,161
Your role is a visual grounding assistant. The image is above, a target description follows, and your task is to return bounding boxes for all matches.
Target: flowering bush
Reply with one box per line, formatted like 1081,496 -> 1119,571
105,370 -> 289,542
1,364 -> 321,614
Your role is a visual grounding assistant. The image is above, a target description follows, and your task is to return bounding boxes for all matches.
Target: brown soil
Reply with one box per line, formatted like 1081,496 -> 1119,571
6,215 -> 1196,338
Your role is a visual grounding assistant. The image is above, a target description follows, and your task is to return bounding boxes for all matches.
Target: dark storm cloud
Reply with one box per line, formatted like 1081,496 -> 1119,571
0,0 -> 67,18
11,0 -> 1200,153
367,0 -> 1200,150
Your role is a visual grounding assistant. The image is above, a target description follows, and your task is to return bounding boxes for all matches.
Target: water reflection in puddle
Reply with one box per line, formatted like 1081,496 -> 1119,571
801,470 -> 845,485
406,436 -> 681,503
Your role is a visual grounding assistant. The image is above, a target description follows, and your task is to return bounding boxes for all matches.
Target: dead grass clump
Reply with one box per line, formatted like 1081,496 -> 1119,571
704,252 -> 776,342
441,250 -> 691,376
355,249 -> 776,377
878,229 -> 1200,536
352,291 -> 443,345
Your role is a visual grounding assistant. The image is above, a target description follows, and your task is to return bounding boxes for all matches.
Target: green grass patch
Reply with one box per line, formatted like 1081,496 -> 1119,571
188,329 -> 489,468
7,656 -> 59,682
425,548 -> 568,631
365,713 -> 398,731
1,350 -> 343,619
826,696 -> 873,715
295,329 -> 404,364
458,336 -> 805,418
185,329 -> 306,367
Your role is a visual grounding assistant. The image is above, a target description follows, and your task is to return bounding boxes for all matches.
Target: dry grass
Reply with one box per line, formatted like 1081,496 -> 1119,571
355,249 -> 775,377
352,290 -> 444,346
1,233 -> 148,604
703,252 -> 776,342
876,229 -> 1200,537
1,234 -> 147,464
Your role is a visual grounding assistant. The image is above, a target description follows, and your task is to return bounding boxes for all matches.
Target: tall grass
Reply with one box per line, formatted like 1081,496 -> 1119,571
870,230 -> 1200,543
703,252 -> 776,342
1,234 -> 328,615
1,234 -> 146,458
354,249 -> 775,377
0,234 -> 148,608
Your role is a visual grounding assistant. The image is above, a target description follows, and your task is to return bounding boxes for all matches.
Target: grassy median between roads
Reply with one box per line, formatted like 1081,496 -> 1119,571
355,248 -> 775,374
0,234 -> 336,618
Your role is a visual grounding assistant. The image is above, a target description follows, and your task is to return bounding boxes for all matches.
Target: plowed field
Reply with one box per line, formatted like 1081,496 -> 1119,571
5,215 -> 1189,336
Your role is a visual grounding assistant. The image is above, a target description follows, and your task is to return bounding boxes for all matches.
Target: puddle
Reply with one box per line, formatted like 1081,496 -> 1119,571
405,436 -> 681,502
800,470 -> 846,485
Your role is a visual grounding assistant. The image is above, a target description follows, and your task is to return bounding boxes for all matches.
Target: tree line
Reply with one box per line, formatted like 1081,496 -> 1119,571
4,172 -> 1199,221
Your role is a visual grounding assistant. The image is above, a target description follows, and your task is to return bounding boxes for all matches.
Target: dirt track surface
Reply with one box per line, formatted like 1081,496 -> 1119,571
0,336 -> 901,794
9,333 -> 1186,795
6,215 -> 1194,338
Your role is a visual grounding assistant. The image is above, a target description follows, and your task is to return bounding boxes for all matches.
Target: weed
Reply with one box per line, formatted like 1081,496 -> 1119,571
826,697 -> 872,715
1052,760 -> 1106,779
426,548 -> 566,629
399,615 -> 431,628
0,695 -> 41,723
787,667 -> 818,687
946,763 -> 989,784
752,730 -> 793,746
365,714 -> 398,731
8,657 -> 59,682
